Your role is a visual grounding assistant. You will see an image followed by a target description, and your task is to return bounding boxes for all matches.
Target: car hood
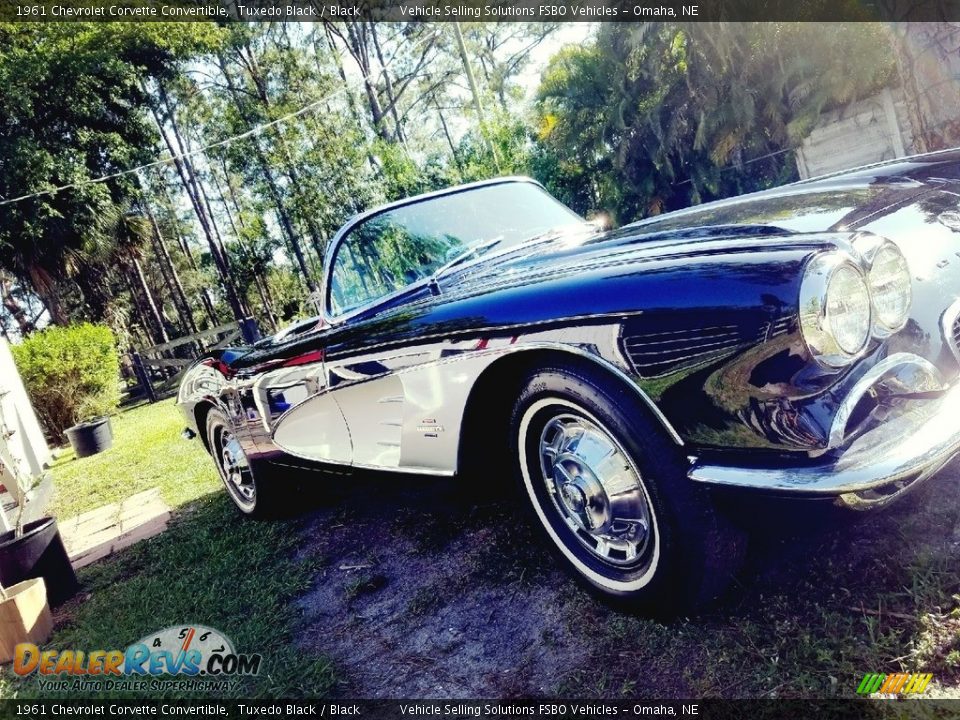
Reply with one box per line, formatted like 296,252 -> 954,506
440,150 -> 960,288
435,223 -> 824,298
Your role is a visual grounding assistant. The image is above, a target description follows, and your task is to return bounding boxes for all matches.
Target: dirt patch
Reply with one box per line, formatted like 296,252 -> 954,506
294,462 -> 960,699
296,476 -> 585,697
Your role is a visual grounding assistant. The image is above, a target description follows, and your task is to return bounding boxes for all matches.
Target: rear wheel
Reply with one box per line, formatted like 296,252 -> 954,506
206,410 -> 285,518
510,362 -> 745,613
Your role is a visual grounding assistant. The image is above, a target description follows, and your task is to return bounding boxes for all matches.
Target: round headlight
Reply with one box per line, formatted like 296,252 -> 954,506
826,265 -> 872,354
799,252 -> 872,367
868,242 -> 911,332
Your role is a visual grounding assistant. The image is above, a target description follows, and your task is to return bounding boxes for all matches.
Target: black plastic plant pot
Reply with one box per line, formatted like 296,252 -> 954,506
0,517 -> 78,606
65,416 -> 113,458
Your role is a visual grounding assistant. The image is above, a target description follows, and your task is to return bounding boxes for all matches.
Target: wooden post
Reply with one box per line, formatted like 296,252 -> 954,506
130,351 -> 157,404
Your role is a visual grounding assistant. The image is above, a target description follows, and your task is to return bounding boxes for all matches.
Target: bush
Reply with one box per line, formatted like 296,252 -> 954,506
12,323 -> 121,444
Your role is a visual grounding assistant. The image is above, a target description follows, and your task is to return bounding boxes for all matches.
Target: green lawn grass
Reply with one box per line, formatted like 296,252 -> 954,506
0,400 -> 337,699
48,400 -> 219,519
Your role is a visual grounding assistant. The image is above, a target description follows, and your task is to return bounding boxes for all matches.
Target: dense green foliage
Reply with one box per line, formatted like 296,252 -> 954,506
0,24 -> 222,329
533,23 -> 896,224
12,323 -> 120,441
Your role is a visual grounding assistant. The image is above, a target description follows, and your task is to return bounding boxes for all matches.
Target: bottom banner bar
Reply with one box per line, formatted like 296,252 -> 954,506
1,700 -> 958,720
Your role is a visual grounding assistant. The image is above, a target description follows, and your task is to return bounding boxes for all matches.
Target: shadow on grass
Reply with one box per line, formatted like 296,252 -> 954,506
293,461 -> 960,700
2,489 -> 336,700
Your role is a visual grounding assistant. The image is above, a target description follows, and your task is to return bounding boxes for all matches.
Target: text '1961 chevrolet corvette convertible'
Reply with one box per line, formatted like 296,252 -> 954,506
178,149 -> 960,612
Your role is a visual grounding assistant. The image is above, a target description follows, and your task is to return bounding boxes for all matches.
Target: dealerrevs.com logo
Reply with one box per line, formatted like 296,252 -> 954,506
13,625 -> 261,693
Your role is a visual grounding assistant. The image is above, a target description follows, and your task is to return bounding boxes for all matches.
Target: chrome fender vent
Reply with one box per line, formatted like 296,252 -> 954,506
622,317 -> 790,379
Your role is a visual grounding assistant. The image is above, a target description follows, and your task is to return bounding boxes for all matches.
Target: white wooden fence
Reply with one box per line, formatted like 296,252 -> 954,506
796,88 -> 916,179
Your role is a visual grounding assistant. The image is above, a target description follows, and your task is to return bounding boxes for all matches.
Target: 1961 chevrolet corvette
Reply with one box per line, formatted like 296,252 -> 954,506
178,149 -> 960,610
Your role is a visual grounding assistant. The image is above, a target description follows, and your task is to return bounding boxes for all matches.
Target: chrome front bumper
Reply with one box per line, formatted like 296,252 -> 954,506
689,360 -> 960,507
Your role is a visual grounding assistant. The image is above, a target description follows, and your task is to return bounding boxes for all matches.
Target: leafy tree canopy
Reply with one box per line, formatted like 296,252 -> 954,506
0,23 -> 223,322
532,22 -> 895,224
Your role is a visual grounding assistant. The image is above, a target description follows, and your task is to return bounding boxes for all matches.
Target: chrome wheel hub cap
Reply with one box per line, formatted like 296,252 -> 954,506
540,414 -> 652,566
219,432 -> 255,504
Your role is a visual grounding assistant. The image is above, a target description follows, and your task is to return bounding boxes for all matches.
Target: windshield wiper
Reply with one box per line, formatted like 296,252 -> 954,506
429,223 -> 594,285
431,235 -> 505,279
522,222 -> 597,245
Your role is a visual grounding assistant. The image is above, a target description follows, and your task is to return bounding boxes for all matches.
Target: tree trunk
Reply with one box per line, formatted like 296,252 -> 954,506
141,195 -> 199,336
336,20 -> 391,141
156,174 -> 199,270
231,46 -> 330,265
130,258 -> 169,345
125,278 -> 163,354
322,26 -> 381,174
27,264 -> 68,326
217,57 -> 318,293
436,103 -> 463,177
370,22 -> 406,144
453,22 -> 500,171
156,179 -> 218,327
196,165 -> 241,289
211,164 -> 279,331
151,82 -> 248,322
125,269 -> 160,347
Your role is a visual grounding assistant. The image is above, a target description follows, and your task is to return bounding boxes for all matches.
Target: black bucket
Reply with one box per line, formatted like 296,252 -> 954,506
0,517 -> 78,606
65,416 -> 113,458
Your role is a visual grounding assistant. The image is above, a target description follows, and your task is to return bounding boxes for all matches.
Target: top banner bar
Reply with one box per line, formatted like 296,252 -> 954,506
5,0 -> 960,22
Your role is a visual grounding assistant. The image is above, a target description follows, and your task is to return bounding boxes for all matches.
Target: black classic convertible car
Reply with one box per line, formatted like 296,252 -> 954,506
178,149 -> 960,610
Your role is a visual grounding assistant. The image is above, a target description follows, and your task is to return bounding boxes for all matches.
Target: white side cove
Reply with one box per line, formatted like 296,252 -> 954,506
0,337 -> 52,530
272,392 -> 353,466
267,323 -> 682,477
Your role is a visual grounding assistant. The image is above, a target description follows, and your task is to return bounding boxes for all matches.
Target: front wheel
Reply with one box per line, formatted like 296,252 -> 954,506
510,362 -> 745,613
206,409 -> 285,518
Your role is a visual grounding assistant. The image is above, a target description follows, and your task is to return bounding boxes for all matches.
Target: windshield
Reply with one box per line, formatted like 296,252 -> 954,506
327,181 -> 583,317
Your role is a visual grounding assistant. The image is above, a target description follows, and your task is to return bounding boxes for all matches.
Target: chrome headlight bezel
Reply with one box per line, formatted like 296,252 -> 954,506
799,252 -> 873,368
